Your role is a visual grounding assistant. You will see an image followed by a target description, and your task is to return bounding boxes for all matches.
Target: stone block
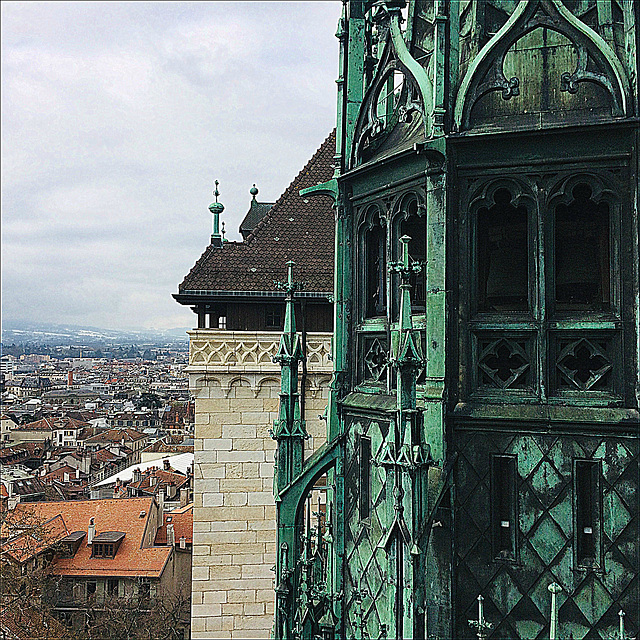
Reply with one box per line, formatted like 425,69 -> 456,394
259,462 -> 275,478
199,463 -> 226,478
224,492 -> 248,507
225,589 -> 256,603
210,520 -> 248,532
192,603 -> 222,617
225,462 -> 243,478
240,412 -> 267,425
234,614 -> 274,630
241,563 -> 274,579
256,529 -> 276,544
242,462 -> 259,478
199,478 -> 221,492
222,603 -> 244,616
192,545 -> 210,556
232,438 -> 265,451
205,438 -> 232,451
197,423 -> 223,439
247,492 -> 274,507
210,543 -> 265,556
197,506 -> 263,521
192,566 -> 209,581
197,530 -> 256,545
219,478 -> 264,493
218,450 -> 265,463
203,493 -> 223,507
195,450 -> 218,464
232,553 -> 264,565
221,424 -> 257,439
243,603 -> 265,616
204,590 -> 229,604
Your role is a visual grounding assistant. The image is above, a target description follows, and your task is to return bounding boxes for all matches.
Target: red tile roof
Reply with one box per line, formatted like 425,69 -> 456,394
84,428 -> 146,444
3,498 -> 171,578
155,505 -> 193,546
177,130 -> 336,295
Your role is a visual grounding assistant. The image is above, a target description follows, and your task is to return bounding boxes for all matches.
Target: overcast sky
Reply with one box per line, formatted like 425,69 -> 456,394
1,1 -> 341,331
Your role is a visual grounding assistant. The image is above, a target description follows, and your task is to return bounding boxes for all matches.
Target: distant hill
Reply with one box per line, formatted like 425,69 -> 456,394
1,321 -> 190,347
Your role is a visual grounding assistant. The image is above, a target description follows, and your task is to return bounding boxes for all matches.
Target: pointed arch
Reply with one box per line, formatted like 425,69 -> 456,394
351,11 -> 434,167
453,0 -> 632,131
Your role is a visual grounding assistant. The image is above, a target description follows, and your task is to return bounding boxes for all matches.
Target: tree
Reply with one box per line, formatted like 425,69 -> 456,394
0,507 -> 73,640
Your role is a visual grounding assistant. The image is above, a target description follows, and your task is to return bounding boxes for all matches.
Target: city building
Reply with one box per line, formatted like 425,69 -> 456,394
174,135 -> 336,636
1,497 -> 191,636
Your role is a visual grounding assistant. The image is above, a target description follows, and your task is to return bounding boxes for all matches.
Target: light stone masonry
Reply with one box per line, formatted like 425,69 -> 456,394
187,330 -> 332,639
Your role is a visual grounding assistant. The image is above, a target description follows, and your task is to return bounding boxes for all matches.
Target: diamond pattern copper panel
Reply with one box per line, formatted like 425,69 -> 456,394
454,430 -> 638,639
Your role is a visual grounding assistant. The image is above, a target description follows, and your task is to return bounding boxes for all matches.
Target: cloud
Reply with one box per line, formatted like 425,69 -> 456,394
1,1 -> 342,331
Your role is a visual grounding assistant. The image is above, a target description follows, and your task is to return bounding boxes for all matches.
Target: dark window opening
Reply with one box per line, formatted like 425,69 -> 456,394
86,581 -> 97,600
555,184 -> 610,311
107,579 -> 119,596
358,435 -> 371,520
575,459 -> 600,567
477,189 -> 529,312
365,221 -> 387,317
265,306 -> 283,330
400,200 -> 426,309
491,455 -> 516,560
138,581 -> 151,601
92,543 -> 115,558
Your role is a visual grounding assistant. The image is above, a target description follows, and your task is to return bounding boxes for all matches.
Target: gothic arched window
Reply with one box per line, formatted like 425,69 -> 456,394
363,209 -> 387,318
477,188 -> 529,313
393,195 -> 426,318
554,183 -> 611,311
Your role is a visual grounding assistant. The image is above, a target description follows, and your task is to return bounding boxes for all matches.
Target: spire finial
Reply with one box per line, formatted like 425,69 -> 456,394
221,221 -> 226,241
250,184 -> 259,199
209,179 -> 224,247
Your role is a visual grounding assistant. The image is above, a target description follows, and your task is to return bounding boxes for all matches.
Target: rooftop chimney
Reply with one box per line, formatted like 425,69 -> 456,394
163,459 -> 170,471
167,523 -> 175,547
63,472 -> 70,483
68,371 -> 73,388
180,487 -> 188,508
76,468 -> 80,479
88,517 -> 96,545
179,536 -> 186,550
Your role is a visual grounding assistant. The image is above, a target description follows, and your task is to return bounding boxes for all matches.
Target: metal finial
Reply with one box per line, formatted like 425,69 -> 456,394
468,594 -> 493,640
214,180 -> 220,201
250,183 -> 259,198
221,221 -> 226,239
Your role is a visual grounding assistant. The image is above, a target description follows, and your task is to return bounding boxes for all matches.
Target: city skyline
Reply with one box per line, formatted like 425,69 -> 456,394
1,2 -> 341,331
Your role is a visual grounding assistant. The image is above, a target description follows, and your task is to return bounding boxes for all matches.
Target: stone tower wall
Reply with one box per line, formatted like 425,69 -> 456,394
187,330 -> 332,639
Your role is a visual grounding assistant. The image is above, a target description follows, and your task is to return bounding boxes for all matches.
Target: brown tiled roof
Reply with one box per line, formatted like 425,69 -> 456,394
129,468 -> 189,494
85,428 -> 146,444
154,505 -> 193,546
14,416 -> 90,432
177,130 -> 336,295
5,498 -> 171,578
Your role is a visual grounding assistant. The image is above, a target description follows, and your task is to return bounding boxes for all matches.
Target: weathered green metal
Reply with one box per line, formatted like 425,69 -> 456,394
274,1 -> 639,638
208,179 -> 224,248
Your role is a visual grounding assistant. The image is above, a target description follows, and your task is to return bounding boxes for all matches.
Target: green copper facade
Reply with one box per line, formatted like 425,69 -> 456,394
274,1 -> 639,638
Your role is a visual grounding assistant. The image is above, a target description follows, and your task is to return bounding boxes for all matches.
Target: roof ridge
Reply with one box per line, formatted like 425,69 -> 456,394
244,129 -> 336,246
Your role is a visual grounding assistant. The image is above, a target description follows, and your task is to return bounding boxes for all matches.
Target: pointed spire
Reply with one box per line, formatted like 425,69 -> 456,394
272,261 -> 307,493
